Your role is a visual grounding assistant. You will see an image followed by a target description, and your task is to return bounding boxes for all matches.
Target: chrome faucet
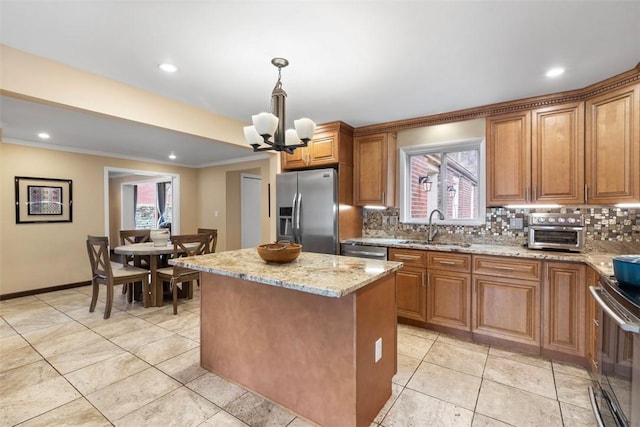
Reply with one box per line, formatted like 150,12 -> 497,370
427,209 -> 445,242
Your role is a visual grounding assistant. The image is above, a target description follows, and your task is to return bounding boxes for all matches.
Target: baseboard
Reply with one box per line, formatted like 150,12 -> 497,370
0,281 -> 92,301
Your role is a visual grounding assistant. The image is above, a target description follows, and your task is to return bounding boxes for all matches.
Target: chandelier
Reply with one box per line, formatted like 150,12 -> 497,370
243,58 -> 316,154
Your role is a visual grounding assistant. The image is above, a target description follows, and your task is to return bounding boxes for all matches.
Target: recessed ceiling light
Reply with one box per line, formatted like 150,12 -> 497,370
545,67 -> 565,78
38,132 -> 50,139
168,153 -> 177,160
159,63 -> 177,73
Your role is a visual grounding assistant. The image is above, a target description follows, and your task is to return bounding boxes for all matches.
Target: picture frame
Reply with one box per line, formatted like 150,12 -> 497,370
15,176 -> 73,224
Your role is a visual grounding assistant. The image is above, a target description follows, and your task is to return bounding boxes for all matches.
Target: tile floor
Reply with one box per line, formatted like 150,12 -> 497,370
0,284 -> 598,426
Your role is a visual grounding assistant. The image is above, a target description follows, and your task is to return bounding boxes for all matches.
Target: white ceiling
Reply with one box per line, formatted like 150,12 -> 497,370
1,1 -> 639,167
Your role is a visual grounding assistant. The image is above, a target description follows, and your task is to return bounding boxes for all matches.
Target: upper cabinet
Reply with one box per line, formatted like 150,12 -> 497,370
281,121 -> 353,170
585,83 -> 640,204
354,132 -> 397,207
486,102 -> 585,206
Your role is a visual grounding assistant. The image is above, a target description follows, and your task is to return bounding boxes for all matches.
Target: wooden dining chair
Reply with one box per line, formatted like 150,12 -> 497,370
155,234 -> 209,315
119,229 -> 151,301
86,235 -> 150,319
197,228 -> 218,254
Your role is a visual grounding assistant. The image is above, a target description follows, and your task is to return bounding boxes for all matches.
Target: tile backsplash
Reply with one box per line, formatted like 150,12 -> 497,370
363,207 -> 640,253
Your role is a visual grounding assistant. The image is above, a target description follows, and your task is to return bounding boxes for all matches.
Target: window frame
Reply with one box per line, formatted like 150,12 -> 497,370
399,137 -> 486,226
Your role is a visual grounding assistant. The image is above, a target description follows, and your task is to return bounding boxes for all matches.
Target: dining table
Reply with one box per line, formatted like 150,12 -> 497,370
113,241 -> 194,307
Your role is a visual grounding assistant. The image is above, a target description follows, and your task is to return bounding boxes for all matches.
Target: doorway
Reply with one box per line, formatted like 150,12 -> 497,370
241,173 -> 261,248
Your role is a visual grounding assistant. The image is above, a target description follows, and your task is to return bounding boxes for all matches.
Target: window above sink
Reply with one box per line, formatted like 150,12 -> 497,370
399,137 -> 486,226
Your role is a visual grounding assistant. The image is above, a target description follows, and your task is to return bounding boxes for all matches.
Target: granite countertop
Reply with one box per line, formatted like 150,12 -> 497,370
171,248 -> 402,298
342,237 -> 618,277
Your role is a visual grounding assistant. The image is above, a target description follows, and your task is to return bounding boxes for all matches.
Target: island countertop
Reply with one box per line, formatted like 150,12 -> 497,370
170,248 -> 402,298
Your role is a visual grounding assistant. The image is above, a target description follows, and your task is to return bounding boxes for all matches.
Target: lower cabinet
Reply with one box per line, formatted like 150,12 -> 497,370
472,255 -> 542,346
542,262 -> 586,357
389,248 -> 427,322
426,252 -> 471,331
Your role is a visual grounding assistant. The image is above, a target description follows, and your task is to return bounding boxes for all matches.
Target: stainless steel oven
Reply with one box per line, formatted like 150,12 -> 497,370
528,213 -> 585,252
589,277 -> 640,427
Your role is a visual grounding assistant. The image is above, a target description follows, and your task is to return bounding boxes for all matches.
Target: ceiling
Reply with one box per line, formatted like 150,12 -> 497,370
1,1 -> 639,167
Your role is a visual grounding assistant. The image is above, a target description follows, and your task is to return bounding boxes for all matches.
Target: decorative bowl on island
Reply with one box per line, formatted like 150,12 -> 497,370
150,229 -> 170,247
257,242 -> 302,263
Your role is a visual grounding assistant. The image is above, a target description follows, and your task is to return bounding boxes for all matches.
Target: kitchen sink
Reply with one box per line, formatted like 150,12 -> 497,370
397,240 -> 471,248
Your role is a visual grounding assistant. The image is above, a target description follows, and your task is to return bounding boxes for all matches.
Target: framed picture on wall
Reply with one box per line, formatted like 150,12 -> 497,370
15,176 -> 73,223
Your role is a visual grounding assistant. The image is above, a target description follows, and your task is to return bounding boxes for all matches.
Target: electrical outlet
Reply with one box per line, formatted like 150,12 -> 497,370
510,217 -> 524,230
374,338 -> 382,363
389,216 -> 398,226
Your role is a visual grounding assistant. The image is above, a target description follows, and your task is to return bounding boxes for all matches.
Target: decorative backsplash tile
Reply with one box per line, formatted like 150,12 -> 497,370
363,207 -> 640,253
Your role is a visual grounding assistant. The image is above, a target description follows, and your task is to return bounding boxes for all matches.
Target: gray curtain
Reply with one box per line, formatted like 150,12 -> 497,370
156,182 -> 167,227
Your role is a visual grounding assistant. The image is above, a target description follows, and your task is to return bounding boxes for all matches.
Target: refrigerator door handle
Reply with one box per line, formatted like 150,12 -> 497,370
294,193 -> 302,243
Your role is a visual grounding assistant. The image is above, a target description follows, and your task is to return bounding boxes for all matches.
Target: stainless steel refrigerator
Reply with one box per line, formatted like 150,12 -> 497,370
276,168 -> 338,254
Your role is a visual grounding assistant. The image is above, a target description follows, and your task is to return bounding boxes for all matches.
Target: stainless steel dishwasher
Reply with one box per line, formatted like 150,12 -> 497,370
340,243 -> 388,260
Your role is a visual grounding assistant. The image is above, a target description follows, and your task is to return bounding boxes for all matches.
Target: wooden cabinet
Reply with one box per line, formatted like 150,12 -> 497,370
486,102 -> 584,206
585,83 -> 640,204
354,132 -> 396,207
426,252 -> 471,331
389,248 -> 427,322
542,262 -> 586,358
486,111 -> 531,205
281,121 -> 353,170
472,256 -> 542,346
585,267 -> 600,373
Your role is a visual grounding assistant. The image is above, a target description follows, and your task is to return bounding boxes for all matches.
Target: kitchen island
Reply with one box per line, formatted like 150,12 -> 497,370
171,248 -> 402,427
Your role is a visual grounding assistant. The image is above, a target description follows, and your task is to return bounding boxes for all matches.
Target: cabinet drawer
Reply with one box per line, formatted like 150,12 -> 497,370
389,249 -> 427,268
473,255 -> 542,280
427,252 -> 471,273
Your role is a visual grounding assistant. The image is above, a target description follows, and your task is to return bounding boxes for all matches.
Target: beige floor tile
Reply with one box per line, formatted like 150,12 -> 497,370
471,413 -> 514,426
0,366 -> 80,426
560,402 -> 597,427
552,360 -> 592,380
201,410 -> 249,426
137,305 -> 181,324
224,392 -> 296,426
483,355 -> 557,399
398,323 -> 440,340
65,352 -> 151,395
488,346 -> 551,370
397,333 -> 434,360
21,320 -> 88,348
39,292 -> 89,312
381,388 -> 474,426
407,361 -> 482,410
424,341 -> 487,377
0,296 -> 48,317
114,386 -> 220,426
47,338 -> 125,374
86,367 -> 181,421
89,314 -> 153,339
131,333 -> 199,365
374,383 -> 403,424
156,347 -> 208,384
392,353 -> 421,386
437,334 -> 489,354
0,334 -> 43,373
28,327 -> 105,358
287,418 -> 316,427
17,397 -> 111,427
157,311 -> 200,332
555,372 -> 593,410
0,317 -> 16,338
3,305 -> 72,334
186,372 -> 247,408
178,325 -> 201,342
475,380 -> 563,426
109,323 -> 174,350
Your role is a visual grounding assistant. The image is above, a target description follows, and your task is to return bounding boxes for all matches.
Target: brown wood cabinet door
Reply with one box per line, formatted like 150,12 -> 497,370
585,267 -> 600,373
396,266 -> 427,322
427,271 -> 471,331
486,111 -> 531,206
354,133 -> 396,207
585,83 -> 640,203
307,134 -> 338,166
472,275 -> 540,346
543,262 -> 586,357
532,102 -> 585,204
281,147 -> 308,170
